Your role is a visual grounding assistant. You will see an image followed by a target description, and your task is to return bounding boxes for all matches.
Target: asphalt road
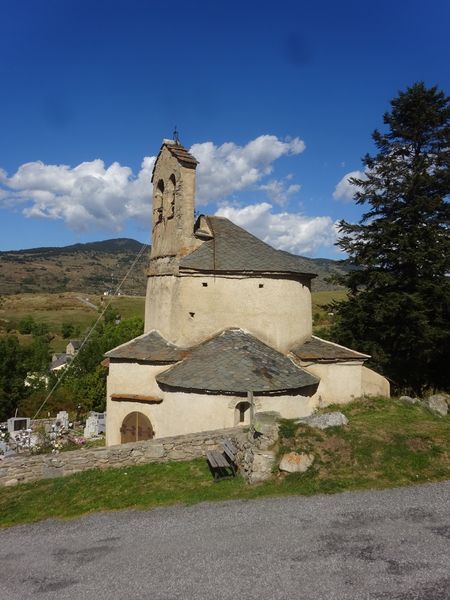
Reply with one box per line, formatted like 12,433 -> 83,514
1,481 -> 450,600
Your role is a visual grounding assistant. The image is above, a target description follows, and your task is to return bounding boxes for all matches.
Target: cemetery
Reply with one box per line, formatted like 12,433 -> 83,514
0,410 -> 106,462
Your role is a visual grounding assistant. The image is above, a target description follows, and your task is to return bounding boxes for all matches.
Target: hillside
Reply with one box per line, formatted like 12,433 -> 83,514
0,238 -> 348,294
0,239 -> 148,296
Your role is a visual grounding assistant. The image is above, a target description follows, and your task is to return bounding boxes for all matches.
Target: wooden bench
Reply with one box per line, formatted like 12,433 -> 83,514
206,438 -> 237,481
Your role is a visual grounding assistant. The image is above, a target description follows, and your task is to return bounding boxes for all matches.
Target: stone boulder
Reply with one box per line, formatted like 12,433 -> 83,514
399,395 -> 421,405
279,452 -> 314,473
253,411 -> 280,436
249,450 -> 276,484
424,395 -> 448,417
297,411 -> 348,430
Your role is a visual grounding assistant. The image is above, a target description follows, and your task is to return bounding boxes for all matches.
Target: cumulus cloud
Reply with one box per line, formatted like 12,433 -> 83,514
192,135 -> 305,204
0,134 -> 306,232
215,202 -> 337,256
0,157 -> 155,231
259,179 -> 301,205
333,170 -> 366,202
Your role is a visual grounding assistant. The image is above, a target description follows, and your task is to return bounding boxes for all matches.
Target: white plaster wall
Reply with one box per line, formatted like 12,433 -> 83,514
145,274 -> 312,353
303,361 -> 364,406
361,366 -> 390,397
106,362 -> 168,446
258,394 -> 317,418
144,275 -> 177,338
301,361 -> 390,406
106,362 -> 317,445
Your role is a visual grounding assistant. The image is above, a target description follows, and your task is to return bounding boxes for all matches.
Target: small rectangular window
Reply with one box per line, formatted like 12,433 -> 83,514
202,282 -> 208,287
259,283 -> 264,288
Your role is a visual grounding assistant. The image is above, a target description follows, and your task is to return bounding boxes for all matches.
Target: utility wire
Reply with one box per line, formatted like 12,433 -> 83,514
32,243 -> 149,420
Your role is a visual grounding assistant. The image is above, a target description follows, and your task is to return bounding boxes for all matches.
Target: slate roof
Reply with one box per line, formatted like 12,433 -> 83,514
156,329 -> 319,394
165,143 -> 198,168
291,336 -> 370,362
180,216 -> 317,277
49,355 -> 70,371
105,331 -> 188,363
151,141 -> 198,181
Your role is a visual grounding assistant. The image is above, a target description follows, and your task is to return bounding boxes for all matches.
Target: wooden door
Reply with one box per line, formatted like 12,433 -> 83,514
120,412 -> 154,444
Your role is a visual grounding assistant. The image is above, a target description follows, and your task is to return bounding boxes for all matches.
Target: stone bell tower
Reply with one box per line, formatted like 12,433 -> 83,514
149,139 -> 201,276
144,138 -> 202,334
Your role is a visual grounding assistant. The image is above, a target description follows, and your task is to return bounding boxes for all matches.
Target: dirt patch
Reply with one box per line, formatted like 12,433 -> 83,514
314,435 -> 353,465
405,437 -> 430,452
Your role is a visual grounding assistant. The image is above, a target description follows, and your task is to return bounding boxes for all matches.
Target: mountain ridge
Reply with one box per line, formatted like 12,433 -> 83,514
0,238 -> 347,294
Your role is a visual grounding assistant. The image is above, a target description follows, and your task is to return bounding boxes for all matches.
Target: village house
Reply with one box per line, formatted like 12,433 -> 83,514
49,340 -> 81,373
104,139 -> 389,445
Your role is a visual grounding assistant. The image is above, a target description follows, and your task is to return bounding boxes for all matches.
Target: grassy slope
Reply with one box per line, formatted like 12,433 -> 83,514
0,293 -> 145,351
1,397 -> 449,528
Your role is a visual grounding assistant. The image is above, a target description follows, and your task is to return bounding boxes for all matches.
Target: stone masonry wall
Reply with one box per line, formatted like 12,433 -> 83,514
0,427 -> 248,488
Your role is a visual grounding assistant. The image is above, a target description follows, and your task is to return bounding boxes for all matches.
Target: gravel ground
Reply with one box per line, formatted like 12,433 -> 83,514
1,481 -> 449,599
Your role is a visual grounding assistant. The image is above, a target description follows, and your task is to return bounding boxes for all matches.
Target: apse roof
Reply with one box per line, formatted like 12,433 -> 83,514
291,336 -> 370,362
180,216 -> 317,277
105,330 -> 188,363
156,328 -> 319,394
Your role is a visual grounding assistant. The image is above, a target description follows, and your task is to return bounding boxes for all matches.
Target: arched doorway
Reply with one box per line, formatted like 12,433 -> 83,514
120,412 -> 154,444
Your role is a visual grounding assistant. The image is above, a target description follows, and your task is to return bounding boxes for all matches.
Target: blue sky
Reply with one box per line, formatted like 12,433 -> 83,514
1,0 -> 449,257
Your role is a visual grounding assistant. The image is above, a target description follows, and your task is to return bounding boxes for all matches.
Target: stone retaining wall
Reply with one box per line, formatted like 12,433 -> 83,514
0,427 -> 248,488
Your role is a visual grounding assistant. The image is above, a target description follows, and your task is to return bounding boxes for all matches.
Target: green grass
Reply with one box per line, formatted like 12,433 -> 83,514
0,292 -> 145,351
279,396 -> 450,490
1,396 -> 449,528
311,289 -> 347,331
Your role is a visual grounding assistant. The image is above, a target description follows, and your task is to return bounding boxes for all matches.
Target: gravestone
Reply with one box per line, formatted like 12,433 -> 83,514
7,417 -> 31,436
83,412 -> 106,438
55,411 -> 69,429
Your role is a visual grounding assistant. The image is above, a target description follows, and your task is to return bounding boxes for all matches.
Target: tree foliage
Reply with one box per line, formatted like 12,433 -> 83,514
1,313 -> 144,420
0,336 -> 29,420
331,82 -> 450,394
61,316 -> 144,413
61,322 -> 81,339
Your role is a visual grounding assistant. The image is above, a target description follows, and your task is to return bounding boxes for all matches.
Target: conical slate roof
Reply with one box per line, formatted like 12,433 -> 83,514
291,336 -> 370,362
179,216 -> 317,276
105,331 -> 188,363
156,329 -> 319,394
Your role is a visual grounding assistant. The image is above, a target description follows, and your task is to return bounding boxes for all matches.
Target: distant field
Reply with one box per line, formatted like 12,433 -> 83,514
311,289 -> 347,329
0,289 -> 346,350
0,292 -> 145,351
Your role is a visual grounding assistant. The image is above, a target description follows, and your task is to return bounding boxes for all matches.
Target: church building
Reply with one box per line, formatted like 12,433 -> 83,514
105,139 -> 389,445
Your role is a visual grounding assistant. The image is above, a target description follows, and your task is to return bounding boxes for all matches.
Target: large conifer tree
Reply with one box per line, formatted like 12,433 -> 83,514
332,82 -> 450,394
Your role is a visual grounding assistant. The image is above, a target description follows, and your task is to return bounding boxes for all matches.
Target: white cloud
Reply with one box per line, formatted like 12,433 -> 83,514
192,135 -> 305,204
0,134 -> 305,232
215,202 -> 337,256
333,170 -> 366,202
0,157 -> 155,231
259,179 -> 301,205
